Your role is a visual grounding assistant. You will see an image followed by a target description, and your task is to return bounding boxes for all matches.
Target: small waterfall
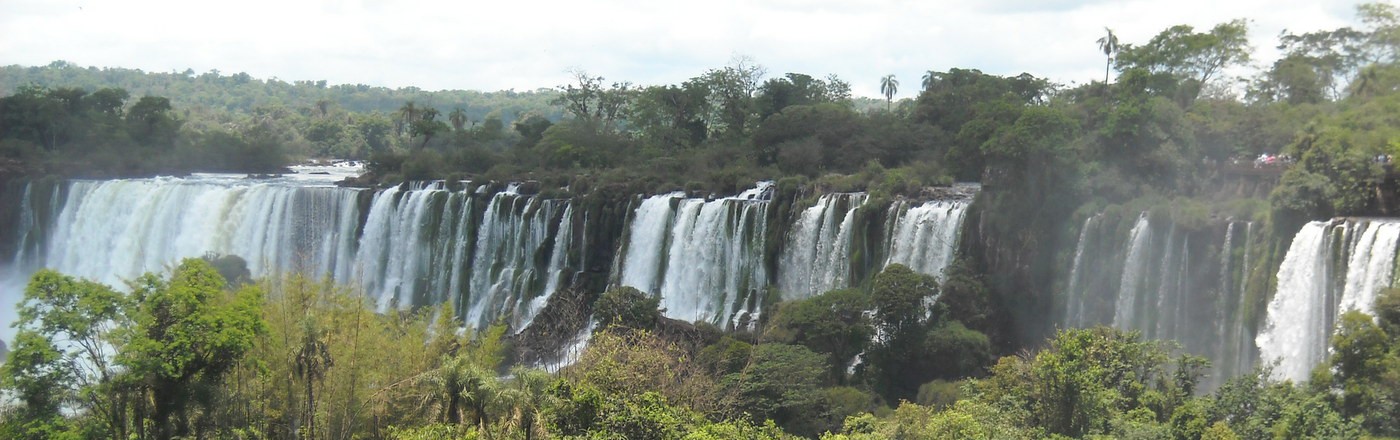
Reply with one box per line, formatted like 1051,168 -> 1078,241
618,193 -> 684,294
778,193 -> 867,299
1234,222 -> 1256,375
1258,219 -> 1400,383
616,183 -> 771,328
1114,213 -> 1154,328
1064,215 -> 1098,327
358,183 -> 457,311
1338,222 -> 1400,316
884,200 -> 969,281
1213,222 -> 1236,375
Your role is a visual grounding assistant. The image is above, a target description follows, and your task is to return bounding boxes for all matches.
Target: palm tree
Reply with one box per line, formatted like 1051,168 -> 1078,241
396,101 -> 420,135
922,70 -> 937,91
499,367 -> 554,440
1097,28 -> 1119,85
448,108 -> 468,132
880,74 -> 899,111
417,354 -> 496,428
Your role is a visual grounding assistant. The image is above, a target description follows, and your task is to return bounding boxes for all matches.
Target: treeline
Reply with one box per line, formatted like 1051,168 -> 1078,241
5,258 -> 1399,439
0,85 -> 289,175
0,62 -> 563,128
0,62 -> 562,177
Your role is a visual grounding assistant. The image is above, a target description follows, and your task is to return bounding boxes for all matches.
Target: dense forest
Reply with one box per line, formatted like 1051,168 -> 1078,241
5,2 -> 1400,439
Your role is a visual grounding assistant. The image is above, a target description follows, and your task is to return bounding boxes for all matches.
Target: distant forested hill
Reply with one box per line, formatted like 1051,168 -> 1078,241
0,61 -> 564,125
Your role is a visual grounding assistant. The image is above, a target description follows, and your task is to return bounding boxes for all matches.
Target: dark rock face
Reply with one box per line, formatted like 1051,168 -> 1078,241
0,338 -> 8,364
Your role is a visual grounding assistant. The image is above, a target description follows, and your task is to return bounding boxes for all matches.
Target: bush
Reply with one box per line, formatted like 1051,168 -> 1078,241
594,286 -> 660,331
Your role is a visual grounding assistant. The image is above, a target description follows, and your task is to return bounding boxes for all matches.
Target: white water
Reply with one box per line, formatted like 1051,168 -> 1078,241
1258,222 -> 1335,383
779,193 -> 867,300
7,174 -> 578,334
1114,213 -> 1153,328
462,192 -> 573,330
617,183 -> 772,328
46,178 -> 362,287
1259,219 -> 1400,383
1062,212 -> 1259,388
1064,215 -> 1097,327
885,200 -> 969,281
1338,221 -> 1400,316
618,193 -> 683,294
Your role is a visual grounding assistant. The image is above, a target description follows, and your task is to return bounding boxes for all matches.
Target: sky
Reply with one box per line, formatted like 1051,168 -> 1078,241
0,0 -> 1369,99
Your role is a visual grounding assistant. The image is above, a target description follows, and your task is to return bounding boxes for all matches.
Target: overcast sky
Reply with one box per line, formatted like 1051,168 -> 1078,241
0,0 -> 1368,98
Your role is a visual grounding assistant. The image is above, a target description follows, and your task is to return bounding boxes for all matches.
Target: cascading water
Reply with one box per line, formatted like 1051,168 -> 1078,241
461,191 -> 573,330
618,192 -> 684,295
1258,219 -> 1400,383
1114,214 -> 1154,328
6,173 -> 580,334
1063,215 -> 1098,327
779,193 -> 867,300
1258,222 -> 1335,383
7,173 -> 980,351
617,183 -> 772,328
884,200 -> 969,281
1063,211 -> 1259,387
45,178 -> 362,288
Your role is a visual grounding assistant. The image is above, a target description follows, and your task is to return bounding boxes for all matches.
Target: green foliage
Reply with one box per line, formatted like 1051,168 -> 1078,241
388,423 -> 480,439
698,336 -> 753,375
870,264 -> 936,339
934,262 -> 995,336
913,68 -> 1050,180
765,288 -> 872,381
594,286 -> 661,331
725,343 -> 827,435
1114,19 -> 1252,102
972,327 -> 1189,437
923,321 -> 992,379
1377,287 -> 1400,336
915,379 -> 962,409
1325,310 -> 1400,436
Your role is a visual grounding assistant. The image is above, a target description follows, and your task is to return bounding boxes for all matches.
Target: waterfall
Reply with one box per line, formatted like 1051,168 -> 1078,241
14,176 -> 579,333
616,183 -> 771,328
1213,222 -> 1236,375
885,200 -> 969,281
1064,215 -> 1097,327
1114,213 -> 1153,328
8,174 -> 982,342
1258,219 -> 1400,383
461,191 -> 572,330
45,178 -> 362,288
618,193 -> 684,294
778,193 -> 867,300
1063,211 -> 1259,388
1257,222 -> 1335,383
1338,221 -> 1400,316
1234,222 -> 1256,375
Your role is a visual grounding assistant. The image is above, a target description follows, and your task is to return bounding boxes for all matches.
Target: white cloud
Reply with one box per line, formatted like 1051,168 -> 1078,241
0,0 -> 1367,98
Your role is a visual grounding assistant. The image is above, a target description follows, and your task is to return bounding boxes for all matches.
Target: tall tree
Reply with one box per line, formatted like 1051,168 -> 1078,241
1114,19 -> 1252,101
396,101 -> 421,135
295,318 -> 333,440
448,107 -> 468,132
1097,27 -> 1120,84
880,74 -> 899,111
121,259 -> 266,440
